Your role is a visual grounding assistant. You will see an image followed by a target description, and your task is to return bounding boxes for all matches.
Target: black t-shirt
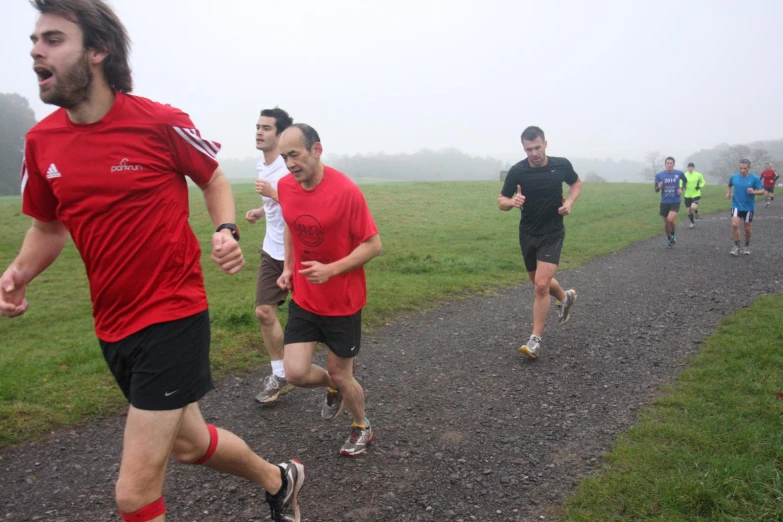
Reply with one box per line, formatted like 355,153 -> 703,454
501,156 -> 579,235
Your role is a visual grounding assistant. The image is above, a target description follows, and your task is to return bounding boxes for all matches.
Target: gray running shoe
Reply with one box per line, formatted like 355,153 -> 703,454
256,374 -> 294,404
743,247 -> 751,255
321,388 -> 344,420
730,246 -> 740,256
265,459 -> 305,522
557,289 -> 577,324
519,335 -> 541,359
340,419 -> 374,456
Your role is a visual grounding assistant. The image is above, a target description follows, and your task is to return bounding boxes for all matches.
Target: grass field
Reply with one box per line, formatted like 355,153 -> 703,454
564,293 -> 783,521
0,181 -> 729,446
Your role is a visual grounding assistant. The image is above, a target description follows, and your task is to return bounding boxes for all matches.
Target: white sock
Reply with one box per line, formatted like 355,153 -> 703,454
271,359 -> 285,379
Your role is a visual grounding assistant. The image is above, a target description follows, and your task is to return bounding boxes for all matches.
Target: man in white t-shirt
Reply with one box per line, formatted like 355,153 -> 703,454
245,108 -> 295,403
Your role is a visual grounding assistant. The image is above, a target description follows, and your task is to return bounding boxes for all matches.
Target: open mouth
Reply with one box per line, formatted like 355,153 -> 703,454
34,66 -> 53,85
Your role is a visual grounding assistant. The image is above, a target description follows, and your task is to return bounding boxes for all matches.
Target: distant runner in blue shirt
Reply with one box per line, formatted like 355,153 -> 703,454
654,157 -> 687,248
726,159 -> 767,256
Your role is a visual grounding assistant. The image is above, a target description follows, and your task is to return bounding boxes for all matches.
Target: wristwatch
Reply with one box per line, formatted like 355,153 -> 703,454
216,223 -> 240,241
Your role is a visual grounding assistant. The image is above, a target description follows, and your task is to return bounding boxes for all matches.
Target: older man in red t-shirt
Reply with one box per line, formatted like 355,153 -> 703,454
277,123 -> 382,457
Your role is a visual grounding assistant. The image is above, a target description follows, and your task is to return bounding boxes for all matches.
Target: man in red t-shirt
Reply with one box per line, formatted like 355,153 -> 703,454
0,2 -> 303,521
760,163 -> 779,207
276,124 -> 382,456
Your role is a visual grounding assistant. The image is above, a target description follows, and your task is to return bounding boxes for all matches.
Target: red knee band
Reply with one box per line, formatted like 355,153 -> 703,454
120,496 -> 166,521
195,424 -> 218,465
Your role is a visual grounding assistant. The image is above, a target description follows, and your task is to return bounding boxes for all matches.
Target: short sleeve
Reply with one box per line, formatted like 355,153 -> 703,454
348,186 -> 379,243
21,137 -> 58,222
754,176 -> 763,189
564,160 -> 578,185
500,167 -> 518,198
163,108 -> 220,186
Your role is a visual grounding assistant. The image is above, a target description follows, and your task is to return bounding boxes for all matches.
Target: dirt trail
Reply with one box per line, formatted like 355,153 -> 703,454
3,203 -> 783,522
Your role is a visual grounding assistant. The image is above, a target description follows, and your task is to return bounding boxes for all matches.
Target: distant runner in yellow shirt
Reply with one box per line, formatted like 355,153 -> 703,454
683,162 -> 706,228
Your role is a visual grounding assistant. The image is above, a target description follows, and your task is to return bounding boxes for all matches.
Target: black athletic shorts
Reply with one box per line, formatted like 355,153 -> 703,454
519,229 -> 565,273
684,197 -> 700,207
284,299 -> 361,359
99,310 -> 213,411
765,186 -> 774,193
660,202 -> 681,217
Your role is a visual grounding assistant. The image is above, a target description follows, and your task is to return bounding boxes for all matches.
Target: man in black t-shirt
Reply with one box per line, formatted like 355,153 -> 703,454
498,126 -> 582,359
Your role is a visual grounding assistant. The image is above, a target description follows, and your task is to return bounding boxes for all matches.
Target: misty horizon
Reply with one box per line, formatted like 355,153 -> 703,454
2,0 -> 782,165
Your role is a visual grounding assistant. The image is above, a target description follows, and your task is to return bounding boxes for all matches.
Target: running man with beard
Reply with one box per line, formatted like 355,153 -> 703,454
245,107 -> 297,404
498,126 -> 582,359
0,1 -> 303,520
276,123 -> 382,456
727,159 -> 766,256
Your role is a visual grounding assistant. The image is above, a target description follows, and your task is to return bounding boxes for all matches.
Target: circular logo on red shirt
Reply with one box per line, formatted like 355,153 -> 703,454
294,215 -> 324,247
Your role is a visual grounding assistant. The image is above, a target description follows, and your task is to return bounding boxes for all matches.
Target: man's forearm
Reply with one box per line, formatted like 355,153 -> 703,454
11,220 -> 69,285
566,179 -> 582,205
329,234 -> 382,276
200,169 -> 236,226
283,225 -> 294,271
498,195 -> 515,211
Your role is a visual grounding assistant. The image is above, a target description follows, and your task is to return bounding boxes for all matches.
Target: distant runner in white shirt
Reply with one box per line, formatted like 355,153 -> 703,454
245,108 -> 296,403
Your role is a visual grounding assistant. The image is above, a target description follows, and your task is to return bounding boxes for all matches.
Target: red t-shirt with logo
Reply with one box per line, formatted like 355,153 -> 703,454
760,169 -> 778,188
21,93 -> 220,342
278,167 -> 378,316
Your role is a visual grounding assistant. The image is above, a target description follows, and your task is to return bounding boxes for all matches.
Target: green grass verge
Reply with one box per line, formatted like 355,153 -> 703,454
565,293 -> 783,522
0,182 -> 728,446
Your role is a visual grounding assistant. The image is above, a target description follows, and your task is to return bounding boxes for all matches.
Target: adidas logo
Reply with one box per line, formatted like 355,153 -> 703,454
46,163 -> 61,180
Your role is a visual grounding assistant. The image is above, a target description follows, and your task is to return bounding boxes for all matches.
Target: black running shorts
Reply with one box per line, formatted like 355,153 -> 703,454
765,186 -> 774,193
519,230 -> 565,273
284,300 -> 362,359
659,202 -> 681,217
99,310 -> 213,411
731,208 -> 754,222
684,197 -> 700,207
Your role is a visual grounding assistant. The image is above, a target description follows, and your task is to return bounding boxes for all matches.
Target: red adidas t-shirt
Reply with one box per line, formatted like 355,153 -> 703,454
278,167 -> 378,316
760,169 -> 778,188
21,93 -> 220,342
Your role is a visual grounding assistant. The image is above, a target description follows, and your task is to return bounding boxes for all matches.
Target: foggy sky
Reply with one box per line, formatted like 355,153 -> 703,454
2,0 -> 782,163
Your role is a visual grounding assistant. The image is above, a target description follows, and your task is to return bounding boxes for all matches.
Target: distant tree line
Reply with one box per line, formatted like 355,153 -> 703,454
0,93 -> 38,196
327,148 -> 506,182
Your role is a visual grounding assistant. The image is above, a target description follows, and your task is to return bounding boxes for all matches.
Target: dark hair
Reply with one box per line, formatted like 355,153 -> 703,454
665,157 -> 675,163
687,162 -> 695,168
260,107 -> 293,135
521,126 -> 545,142
289,123 -> 321,151
31,0 -> 132,93
739,159 -> 751,167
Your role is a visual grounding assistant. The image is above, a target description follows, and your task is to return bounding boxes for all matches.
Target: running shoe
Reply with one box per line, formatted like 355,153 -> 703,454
671,233 -> 677,244
695,213 -> 701,220
766,201 -> 770,208
557,289 -> 577,324
265,459 -> 305,522
256,374 -> 295,404
743,247 -> 751,255
688,223 -> 695,229
321,387 -> 344,420
340,418 -> 374,456
667,236 -> 673,248
519,335 -> 541,359
730,246 -> 740,256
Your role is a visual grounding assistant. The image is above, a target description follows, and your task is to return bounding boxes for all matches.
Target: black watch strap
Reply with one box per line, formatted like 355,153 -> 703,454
216,223 -> 240,241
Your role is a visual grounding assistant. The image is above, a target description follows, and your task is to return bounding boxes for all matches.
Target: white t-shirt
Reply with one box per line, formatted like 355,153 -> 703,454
257,155 -> 289,260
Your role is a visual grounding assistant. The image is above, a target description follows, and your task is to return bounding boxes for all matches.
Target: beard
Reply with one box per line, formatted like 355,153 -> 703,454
40,53 -> 93,109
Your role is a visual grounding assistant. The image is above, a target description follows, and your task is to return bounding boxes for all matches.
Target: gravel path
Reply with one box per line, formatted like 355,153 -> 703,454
3,203 -> 783,522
